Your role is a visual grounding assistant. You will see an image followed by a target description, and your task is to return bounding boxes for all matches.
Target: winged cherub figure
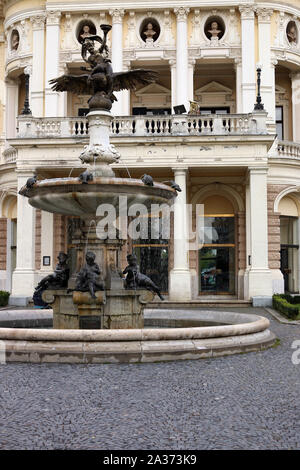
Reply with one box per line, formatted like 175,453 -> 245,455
50,24 -> 158,111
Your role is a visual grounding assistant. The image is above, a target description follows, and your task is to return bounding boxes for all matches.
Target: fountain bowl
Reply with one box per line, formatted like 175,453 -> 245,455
21,177 -> 177,216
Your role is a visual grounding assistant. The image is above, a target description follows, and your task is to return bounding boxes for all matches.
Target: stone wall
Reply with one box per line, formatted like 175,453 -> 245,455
267,184 -> 290,269
35,210 -> 41,271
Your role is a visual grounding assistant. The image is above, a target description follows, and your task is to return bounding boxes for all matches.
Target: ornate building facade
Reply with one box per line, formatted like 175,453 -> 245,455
0,0 -> 300,304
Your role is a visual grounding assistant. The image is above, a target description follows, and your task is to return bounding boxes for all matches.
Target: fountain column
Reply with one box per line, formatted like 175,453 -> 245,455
169,168 -> 192,301
11,173 -> 37,304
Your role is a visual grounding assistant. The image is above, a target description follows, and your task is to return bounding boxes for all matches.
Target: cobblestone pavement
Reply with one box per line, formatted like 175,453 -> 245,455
0,308 -> 300,450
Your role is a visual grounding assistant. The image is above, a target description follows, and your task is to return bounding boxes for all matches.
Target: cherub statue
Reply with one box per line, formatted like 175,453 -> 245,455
74,251 -> 104,299
123,253 -> 164,301
50,24 -> 158,110
35,252 -> 69,293
33,252 -> 69,307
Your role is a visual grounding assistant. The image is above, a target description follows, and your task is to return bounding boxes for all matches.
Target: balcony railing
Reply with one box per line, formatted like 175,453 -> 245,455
277,140 -> 300,159
16,112 -> 268,139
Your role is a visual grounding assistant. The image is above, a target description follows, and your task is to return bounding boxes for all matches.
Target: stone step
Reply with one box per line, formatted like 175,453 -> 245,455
149,299 -> 252,309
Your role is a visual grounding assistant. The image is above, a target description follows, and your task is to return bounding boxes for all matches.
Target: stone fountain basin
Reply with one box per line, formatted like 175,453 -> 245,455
0,309 -> 276,363
22,177 -> 177,216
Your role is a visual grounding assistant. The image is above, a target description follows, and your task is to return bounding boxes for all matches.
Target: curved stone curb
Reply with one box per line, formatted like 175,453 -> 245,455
265,307 -> 300,325
0,314 -> 269,342
2,329 -> 276,363
0,310 -> 276,363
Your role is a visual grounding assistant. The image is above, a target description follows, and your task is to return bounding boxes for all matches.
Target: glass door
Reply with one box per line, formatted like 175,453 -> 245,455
199,215 -> 235,295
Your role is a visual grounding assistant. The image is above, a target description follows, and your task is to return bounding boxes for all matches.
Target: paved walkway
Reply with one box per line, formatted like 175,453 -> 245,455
0,307 -> 299,450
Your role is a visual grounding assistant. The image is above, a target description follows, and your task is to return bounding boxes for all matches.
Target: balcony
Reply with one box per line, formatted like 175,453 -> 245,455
277,140 -> 300,159
16,112 -> 269,140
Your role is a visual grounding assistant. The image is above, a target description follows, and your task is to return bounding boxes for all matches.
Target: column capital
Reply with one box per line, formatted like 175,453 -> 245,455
239,5 -> 255,19
46,11 -> 61,26
174,7 -> 190,21
248,166 -> 269,176
30,14 -> 46,30
109,8 -> 125,24
256,7 -> 273,23
172,167 -> 189,175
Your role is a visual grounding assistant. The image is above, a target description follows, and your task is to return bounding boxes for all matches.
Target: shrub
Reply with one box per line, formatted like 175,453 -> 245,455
272,294 -> 300,320
0,291 -> 10,307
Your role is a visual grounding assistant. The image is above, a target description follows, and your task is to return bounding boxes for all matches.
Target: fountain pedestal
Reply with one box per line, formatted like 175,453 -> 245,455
43,289 -> 154,329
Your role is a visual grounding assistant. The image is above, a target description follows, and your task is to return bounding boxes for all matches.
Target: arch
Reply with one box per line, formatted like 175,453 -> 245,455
191,183 -> 244,212
274,186 -> 300,213
278,196 -> 299,216
1,193 -> 17,219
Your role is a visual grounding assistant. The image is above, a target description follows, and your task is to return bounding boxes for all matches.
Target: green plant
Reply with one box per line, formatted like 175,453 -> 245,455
0,290 -> 10,307
272,294 -> 300,320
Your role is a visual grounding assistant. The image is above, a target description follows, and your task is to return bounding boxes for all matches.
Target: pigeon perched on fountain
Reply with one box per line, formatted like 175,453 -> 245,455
162,180 -> 182,192
78,169 -> 94,184
26,174 -> 37,189
141,174 -> 154,186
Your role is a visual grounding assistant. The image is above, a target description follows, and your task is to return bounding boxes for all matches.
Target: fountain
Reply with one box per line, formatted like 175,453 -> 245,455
19,24 -> 176,330
3,23 -> 276,362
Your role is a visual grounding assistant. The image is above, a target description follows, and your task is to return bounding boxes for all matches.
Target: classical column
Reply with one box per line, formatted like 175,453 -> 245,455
246,167 -> 272,299
5,79 -> 19,138
174,7 -> 189,111
45,11 -> 61,117
39,211 -> 54,275
256,8 -> 275,122
169,168 -> 192,301
109,8 -> 125,116
291,72 -> 300,142
239,6 -> 256,113
30,14 -> 45,117
188,59 -> 195,104
235,59 -> 243,113
122,60 -> 130,116
169,60 -> 176,111
11,173 -> 37,303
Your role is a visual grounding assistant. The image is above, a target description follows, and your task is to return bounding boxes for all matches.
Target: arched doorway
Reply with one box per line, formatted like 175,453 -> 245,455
278,195 -> 300,293
198,194 -> 236,295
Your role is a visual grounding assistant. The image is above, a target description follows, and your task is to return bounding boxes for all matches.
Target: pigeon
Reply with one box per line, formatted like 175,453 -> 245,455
162,180 -> 182,192
26,175 -> 37,189
141,174 -> 153,186
78,169 -> 93,184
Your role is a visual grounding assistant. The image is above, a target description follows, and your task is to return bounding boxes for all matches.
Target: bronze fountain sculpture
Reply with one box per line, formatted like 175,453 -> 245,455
50,24 -> 157,111
20,22 -> 176,329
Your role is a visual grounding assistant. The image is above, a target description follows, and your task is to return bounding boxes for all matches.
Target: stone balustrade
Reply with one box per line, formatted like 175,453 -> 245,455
16,112 -> 268,139
277,140 -> 300,159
